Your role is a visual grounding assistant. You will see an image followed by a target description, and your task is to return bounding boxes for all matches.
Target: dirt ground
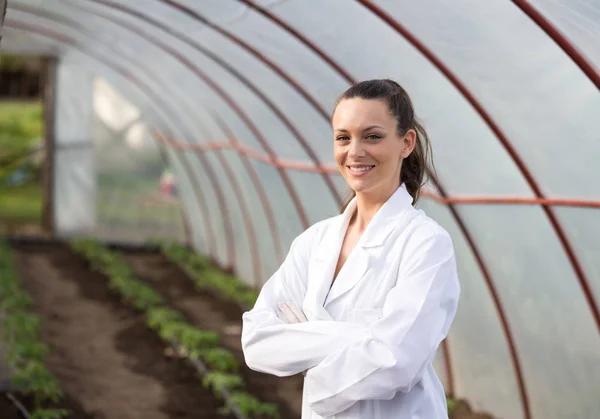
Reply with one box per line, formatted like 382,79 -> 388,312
10,241 -> 234,419
120,249 -> 304,419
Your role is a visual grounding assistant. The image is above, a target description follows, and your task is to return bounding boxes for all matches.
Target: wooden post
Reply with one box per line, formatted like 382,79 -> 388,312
41,57 -> 58,235
0,0 -> 6,49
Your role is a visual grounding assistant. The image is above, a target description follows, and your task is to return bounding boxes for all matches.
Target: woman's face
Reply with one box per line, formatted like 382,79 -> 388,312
332,98 -> 415,199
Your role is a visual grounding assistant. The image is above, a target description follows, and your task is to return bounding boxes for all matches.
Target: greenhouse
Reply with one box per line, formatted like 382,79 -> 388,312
0,1 -> 599,418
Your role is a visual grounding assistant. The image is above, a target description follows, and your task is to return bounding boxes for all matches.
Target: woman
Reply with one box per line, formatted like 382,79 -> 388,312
241,79 -> 460,418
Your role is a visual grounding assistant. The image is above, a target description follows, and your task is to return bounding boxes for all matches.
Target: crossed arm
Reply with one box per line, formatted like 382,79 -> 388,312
241,230 -> 460,416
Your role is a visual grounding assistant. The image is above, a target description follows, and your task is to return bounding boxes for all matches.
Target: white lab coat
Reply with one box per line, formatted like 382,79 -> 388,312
241,184 -> 460,418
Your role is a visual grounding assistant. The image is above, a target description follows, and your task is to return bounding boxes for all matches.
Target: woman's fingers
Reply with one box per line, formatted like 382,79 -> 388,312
276,300 -> 308,323
277,301 -> 299,323
286,301 -> 308,323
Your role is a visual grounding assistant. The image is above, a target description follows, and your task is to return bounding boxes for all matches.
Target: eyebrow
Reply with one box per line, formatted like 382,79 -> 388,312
334,125 -> 385,133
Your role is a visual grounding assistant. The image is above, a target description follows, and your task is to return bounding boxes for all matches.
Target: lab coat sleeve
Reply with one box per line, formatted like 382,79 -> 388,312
304,230 -> 461,417
241,226 -> 371,377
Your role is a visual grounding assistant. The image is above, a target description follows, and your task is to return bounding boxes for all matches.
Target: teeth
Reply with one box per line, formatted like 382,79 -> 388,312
349,166 -> 374,173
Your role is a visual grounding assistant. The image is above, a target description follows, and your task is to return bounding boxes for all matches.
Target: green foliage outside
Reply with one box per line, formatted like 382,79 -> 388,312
0,240 -> 69,418
0,101 -> 43,177
0,101 -> 44,225
70,239 -> 279,418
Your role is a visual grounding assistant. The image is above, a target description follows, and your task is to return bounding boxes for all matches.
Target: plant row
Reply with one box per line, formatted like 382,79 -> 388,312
156,242 -> 258,311
70,239 -> 279,419
0,239 -> 69,419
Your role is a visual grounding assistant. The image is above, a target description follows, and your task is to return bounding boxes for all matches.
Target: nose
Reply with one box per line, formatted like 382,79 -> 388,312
348,138 -> 366,158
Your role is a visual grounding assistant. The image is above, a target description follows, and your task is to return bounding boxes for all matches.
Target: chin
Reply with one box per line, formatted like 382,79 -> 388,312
347,180 -> 373,194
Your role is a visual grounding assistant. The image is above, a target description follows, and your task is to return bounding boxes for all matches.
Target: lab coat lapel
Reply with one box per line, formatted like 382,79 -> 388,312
304,207 -> 353,321
323,185 -> 414,307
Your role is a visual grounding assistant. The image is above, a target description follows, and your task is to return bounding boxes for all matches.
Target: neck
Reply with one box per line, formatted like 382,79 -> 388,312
352,185 -> 399,232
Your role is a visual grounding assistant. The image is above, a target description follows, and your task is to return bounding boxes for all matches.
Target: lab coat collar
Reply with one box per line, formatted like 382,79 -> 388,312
309,184 -> 414,309
315,183 -> 414,261
345,183 -> 414,248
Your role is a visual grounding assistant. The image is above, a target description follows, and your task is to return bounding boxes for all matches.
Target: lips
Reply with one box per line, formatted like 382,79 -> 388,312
347,165 -> 375,176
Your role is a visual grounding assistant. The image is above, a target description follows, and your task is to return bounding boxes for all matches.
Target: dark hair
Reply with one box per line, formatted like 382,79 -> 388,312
334,79 -> 436,207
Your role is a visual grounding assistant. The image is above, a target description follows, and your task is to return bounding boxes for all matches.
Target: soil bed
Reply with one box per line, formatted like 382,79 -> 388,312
10,241 -> 234,419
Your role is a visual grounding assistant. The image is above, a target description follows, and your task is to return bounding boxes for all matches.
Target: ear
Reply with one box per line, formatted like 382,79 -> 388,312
400,129 -> 417,158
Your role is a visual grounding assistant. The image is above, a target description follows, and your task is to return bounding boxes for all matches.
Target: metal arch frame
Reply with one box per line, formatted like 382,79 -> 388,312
153,140 -> 197,249
209,111 -> 284,264
7,4 -> 220,260
357,0 -> 600,333
350,4 -> 600,408
13,6 -> 271,281
1,20 -> 223,261
161,0 -> 342,123
88,0 -> 342,212
238,0 -> 354,86
73,0 -> 311,231
8,6 -> 242,271
236,0 -> 531,408
164,107 -> 265,285
10,5 -> 283,283
511,0 -> 600,91
52,2 -> 283,278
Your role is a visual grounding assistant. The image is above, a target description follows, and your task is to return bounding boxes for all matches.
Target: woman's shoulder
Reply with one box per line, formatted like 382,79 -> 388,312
401,208 -> 455,254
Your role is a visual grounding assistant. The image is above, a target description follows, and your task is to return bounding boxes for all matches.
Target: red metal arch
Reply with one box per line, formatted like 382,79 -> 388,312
10,4 -> 284,279
8,5 -> 242,273
5,20 -> 259,277
58,0 -> 312,231
89,0 -> 342,210
237,0 -> 528,408
357,1 -> 599,335
511,0 -> 600,91
209,112 -> 284,264
162,0 -> 342,121
238,0 -> 354,85
2,20 -> 224,261
170,147 -> 219,257
170,106 -> 266,285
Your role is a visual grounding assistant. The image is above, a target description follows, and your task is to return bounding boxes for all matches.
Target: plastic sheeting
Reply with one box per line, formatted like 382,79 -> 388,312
3,1 -> 600,418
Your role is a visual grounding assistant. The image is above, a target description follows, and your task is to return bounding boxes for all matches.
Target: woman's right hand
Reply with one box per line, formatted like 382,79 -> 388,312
276,300 -> 308,324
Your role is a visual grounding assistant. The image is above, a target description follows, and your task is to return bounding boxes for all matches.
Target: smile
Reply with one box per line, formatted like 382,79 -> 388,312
347,165 -> 375,176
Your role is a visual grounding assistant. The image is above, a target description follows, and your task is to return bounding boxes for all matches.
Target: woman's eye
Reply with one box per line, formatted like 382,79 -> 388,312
366,134 -> 381,141
336,136 -> 349,141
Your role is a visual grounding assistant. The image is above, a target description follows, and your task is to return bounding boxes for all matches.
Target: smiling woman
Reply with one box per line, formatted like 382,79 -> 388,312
242,79 -> 460,419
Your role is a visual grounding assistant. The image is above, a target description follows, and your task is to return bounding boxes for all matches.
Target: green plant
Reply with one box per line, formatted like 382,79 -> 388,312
202,372 -> 244,395
198,348 -> 239,372
0,240 -> 70,416
3,311 -> 41,342
1,289 -> 33,310
12,360 -> 63,405
9,341 -> 49,364
227,392 -> 280,419
30,408 -> 70,419
146,306 -> 184,330
160,242 -> 259,309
